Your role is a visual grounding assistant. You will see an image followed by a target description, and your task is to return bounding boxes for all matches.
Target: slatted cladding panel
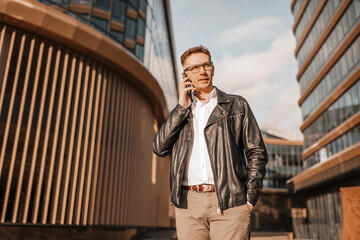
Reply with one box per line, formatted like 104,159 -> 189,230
0,24 -> 166,227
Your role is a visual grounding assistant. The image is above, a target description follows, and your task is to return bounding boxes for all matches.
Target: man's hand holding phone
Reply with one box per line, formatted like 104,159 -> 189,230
178,73 -> 196,108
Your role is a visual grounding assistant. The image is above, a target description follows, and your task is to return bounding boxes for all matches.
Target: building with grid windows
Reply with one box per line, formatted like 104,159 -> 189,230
288,0 -> 360,239
0,0 -> 177,238
251,129 -> 303,232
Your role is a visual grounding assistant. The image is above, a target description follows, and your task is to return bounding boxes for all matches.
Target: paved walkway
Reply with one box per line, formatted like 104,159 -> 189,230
132,228 -> 293,240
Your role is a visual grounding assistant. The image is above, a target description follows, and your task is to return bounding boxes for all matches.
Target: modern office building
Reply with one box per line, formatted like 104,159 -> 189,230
0,0 -> 178,237
289,0 -> 360,239
251,128 -> 303,232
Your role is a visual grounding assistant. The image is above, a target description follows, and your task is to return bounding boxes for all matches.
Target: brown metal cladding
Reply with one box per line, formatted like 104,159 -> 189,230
32,49 -> 61,224
110,21 -> 125,32
0,32 -> 24,183
263,138 -> 304,146
42,52 -> 69,224
50,56 -> 77,224
68,61 -> 91,225
88,70 -> 108,226
68,3 -> 91,14
61,58 -> 84,225
12,41 -> 44,223
75,65 -> 97,225
0,0 -> 172,228
298,21 -> 360,105
82,69 -> 103,225
1,36 -> 34,223
288,142 -> 360,192
93,71 -> 112,225
294,0 -> 326,56
0,29 -> 15,116
296,0 -> 351,77
301,67 -> 360,132
92,7 -> 110,20
302,111 -> 360,160
292,0 -> 309,33
22,45 -> 54,223
0,0 -> 168,123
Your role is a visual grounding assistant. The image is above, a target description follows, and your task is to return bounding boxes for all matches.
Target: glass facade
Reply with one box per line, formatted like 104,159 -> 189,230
296,0 -> 342,68
299,1 -> 360,97
301,36 -> 360,120
38,0 -> 178,109
293,191 -> 343,240
262,130 -> 304,189
291,1 -> 360,238
294,0 -> 320,42
304,79 -> 360,149
293,0 -> 304,20
304,123 -> 360,167
295,0 -> 360,168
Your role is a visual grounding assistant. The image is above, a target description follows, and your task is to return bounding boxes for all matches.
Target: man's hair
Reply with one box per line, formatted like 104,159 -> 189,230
180,45 -> 211,65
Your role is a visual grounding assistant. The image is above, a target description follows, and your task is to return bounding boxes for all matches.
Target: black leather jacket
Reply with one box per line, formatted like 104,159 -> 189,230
153,88 -> 267,211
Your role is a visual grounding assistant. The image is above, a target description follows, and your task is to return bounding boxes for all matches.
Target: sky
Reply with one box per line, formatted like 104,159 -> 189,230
169,0 -> 303,140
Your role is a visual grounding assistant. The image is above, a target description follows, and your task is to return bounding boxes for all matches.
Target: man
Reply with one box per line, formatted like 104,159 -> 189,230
153,46 -> 267,240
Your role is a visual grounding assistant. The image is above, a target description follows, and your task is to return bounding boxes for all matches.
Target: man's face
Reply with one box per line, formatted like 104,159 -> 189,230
182,53 -> 214,91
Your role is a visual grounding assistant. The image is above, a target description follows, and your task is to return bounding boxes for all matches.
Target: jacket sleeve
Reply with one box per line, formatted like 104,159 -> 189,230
241,99 -> 268,206
153,104 -> 190,157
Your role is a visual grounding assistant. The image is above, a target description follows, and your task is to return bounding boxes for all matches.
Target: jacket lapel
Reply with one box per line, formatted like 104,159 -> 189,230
205,87 -> 231,128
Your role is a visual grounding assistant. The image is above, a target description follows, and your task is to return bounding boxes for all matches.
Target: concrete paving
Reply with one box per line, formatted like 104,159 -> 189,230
132,228 -> 293,240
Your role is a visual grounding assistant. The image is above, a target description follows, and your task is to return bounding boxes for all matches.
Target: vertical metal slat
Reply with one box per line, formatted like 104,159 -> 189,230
111,76 -> 126,225
41,52 -> 70,224
82,68 -> 103,225
12,41 -> 45,223
32,49 -> 61,224
75,65 -> 96,225
60,58 -> 84,224
50,56 -> 77,224
1,37 -> 35,222
0,30 -> 15,117
99,73 -> 118,225
67,61 -> 91,225
0,31 -> 21,181
22,45 -> 54,223
89,70 -> 108,225
120,81 -> 132,225
105,77 -> 122,225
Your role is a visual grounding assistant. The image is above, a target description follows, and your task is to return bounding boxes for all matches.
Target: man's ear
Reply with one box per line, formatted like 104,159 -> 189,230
212,65 -> 215,76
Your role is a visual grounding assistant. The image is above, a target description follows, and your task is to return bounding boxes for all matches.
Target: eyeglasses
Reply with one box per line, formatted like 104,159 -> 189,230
184,62 -> 213,74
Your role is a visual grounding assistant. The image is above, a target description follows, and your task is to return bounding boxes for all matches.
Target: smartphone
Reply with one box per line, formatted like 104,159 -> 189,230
183,72 -> 193,88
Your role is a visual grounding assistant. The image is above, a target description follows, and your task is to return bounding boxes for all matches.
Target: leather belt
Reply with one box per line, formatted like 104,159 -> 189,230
183,184 -> 216,193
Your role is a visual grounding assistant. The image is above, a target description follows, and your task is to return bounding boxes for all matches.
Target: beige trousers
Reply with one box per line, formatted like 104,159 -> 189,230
175,189 -> 252,240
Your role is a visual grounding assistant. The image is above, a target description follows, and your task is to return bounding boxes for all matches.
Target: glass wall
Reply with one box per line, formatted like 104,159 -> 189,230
294,0 -> 320,42
263,143 -> 303,188
304,123 -> 360,167
301,37 -> 360,120
304,79 -> 360,149
37,0 -> 178,109
299,2 -> 360,97
293,191 -> 343,240
292,0 -> 304,20
296,0 -> 342,69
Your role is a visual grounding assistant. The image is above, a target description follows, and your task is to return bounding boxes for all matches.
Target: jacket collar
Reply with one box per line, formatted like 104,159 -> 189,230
186,87 -> 232,126
215,87 -> 231,104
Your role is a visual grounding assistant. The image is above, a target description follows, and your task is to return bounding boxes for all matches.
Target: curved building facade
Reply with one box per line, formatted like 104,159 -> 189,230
0,0 -> 177,237
251,129 -> 303,232
288,0 -> 360,239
